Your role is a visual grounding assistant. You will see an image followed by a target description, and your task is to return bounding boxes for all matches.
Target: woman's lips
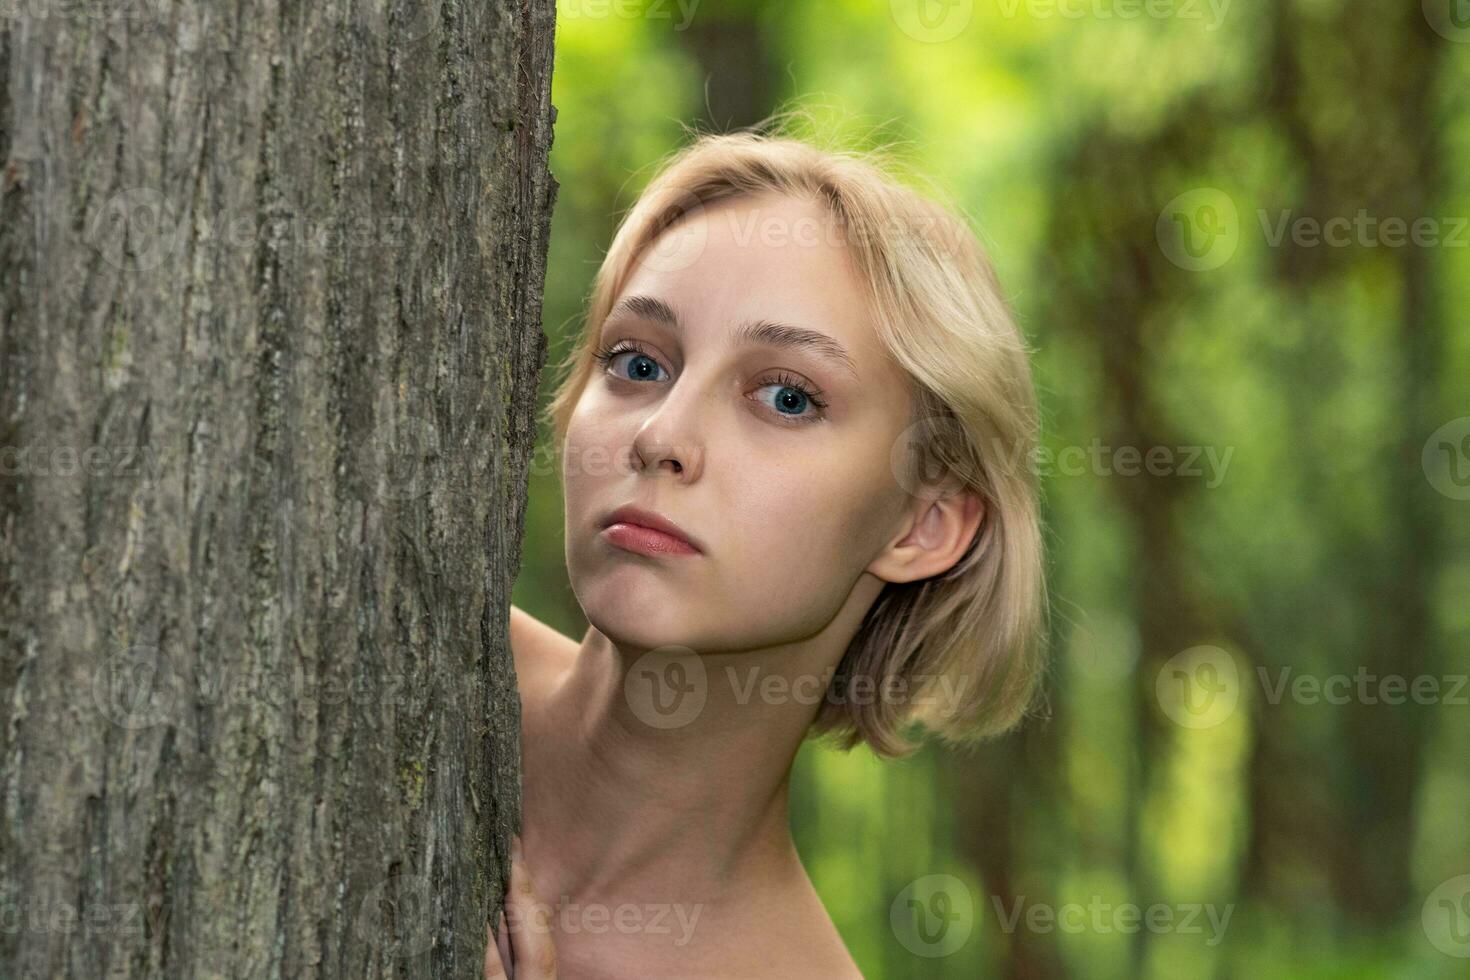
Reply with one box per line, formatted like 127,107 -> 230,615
601,522 -> 701,557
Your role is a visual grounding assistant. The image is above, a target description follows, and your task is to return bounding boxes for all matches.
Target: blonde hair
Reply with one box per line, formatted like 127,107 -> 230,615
544,117 -> 1048,758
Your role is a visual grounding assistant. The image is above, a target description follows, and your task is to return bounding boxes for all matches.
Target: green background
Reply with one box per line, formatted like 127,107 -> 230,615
512,2 -> 1470,976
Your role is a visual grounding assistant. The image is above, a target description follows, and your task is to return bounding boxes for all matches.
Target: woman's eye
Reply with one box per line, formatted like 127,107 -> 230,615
596,344 -> 825,425
606,351 -> 667,383
753,383 -> 820,422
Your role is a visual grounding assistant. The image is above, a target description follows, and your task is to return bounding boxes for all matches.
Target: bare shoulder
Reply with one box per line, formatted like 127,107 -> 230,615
791,889 -> 865,979
508,608 -> 570,687
747,867 -> 865,979
508,604 -> 577,693
787,935 -> 864,980
757,911 -> 864,979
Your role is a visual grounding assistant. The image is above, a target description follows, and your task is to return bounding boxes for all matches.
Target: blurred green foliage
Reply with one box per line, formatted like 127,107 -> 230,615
513,2 -> 1470,976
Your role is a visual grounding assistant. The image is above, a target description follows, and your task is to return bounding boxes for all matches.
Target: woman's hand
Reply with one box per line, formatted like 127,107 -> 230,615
485,836 -> 557,980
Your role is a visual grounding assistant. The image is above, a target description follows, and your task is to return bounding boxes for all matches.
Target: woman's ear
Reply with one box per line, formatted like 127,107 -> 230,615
868,490 -> 985,585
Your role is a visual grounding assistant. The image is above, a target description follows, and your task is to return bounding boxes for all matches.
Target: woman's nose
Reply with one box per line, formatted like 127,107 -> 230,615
628,377 -> 707,482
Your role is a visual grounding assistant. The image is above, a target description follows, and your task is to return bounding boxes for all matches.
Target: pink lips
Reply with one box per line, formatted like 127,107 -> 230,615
602,523 -> 699,556
599,505 -> 702,557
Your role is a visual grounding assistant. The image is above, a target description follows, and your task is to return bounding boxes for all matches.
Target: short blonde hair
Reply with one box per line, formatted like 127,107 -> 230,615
544,118 -> 1048,758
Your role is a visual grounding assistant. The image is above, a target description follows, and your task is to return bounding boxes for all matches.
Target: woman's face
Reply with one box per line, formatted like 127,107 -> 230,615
562,192 -> 920,654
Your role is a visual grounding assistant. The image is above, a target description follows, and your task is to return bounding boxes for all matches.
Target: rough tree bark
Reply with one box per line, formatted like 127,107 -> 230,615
0,1 -> 555,977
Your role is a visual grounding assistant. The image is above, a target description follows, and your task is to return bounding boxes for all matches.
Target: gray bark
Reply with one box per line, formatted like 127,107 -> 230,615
0,1 -> 556,976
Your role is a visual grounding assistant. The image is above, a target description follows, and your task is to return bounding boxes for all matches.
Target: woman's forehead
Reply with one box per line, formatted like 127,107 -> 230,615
620,195 -> 878,352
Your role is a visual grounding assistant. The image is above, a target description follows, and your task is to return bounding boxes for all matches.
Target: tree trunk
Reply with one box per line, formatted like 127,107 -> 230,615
0,2 -> 556,977
673,5 -> 777,133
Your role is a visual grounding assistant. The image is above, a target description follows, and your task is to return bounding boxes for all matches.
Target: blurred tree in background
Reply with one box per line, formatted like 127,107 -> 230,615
514,1 -> 1470,976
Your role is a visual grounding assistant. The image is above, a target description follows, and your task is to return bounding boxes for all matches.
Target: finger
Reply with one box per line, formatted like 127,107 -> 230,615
484,917 -> 508,980
505,838 -> 557,980
496,910 -> 513,975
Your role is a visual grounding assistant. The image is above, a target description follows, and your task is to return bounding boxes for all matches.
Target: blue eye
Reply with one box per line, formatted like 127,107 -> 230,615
757,384 -> 810,416
616,352 -> 664,382
591,341 -> 828,426
593,342 -> 668,383
752,372 -> 828,425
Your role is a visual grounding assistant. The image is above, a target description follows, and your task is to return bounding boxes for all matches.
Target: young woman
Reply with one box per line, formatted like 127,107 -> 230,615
486,125 -> 1047,979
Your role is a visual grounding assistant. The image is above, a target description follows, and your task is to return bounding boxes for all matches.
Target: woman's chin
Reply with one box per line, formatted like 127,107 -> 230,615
574,583 -> 696,648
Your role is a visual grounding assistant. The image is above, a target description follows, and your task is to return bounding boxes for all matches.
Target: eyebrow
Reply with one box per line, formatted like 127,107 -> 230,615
603,294 -> 858,380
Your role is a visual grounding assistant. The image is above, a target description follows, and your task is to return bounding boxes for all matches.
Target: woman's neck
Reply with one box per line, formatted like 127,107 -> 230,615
520,575 -> 885,911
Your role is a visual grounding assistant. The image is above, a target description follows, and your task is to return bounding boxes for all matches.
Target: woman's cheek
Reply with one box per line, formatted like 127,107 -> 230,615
563,414 -> 637,491
729,495 -> 853,598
